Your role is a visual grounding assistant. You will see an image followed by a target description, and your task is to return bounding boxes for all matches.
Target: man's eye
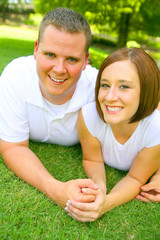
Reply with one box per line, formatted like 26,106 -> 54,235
46,53 -> 54,58
68,57 -> 77,62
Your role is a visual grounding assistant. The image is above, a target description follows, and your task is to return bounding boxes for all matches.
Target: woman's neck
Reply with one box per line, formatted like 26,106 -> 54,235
111,121 -> 139,144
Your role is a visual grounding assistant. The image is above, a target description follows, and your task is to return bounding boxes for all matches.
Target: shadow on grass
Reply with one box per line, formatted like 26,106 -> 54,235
0,37 -> 35,74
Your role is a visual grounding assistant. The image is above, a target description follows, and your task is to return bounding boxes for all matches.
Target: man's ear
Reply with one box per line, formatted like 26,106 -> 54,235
83,52 -> 90,70
33,39 -> 38,60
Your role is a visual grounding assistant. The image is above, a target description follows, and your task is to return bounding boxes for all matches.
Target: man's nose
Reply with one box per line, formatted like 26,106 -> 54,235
52,59 -> 67,74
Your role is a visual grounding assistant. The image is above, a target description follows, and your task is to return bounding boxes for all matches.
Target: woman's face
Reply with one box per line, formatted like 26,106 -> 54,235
98,59 -> 140,127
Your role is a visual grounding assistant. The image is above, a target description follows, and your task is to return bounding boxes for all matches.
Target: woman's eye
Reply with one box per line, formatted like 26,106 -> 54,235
120,85 -> 129,89
101,83 -> 110,88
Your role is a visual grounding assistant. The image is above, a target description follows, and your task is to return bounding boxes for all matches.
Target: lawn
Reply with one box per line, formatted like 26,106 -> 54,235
0,24 -> 160,240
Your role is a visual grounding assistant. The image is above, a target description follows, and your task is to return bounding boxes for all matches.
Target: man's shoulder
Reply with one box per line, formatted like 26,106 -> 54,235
2,55 -> 35,75
7,55 -> 35,70
0,55 -> 37,91
1,55 -> 36,82
81,65 -> 98,81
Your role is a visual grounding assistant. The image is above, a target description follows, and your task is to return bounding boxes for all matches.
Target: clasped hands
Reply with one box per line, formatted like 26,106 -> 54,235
63,179 -> 106,222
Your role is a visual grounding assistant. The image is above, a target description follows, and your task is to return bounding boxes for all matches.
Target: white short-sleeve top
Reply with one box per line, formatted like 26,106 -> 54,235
0,56 -> 98,145
82,102 -> 160,170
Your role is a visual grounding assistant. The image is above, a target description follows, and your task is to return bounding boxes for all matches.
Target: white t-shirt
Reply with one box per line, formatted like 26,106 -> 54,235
0,56 -> 98,145
82,102 -> 160,170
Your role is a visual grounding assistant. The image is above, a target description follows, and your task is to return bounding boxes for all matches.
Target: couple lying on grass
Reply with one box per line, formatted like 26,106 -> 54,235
0,7 -> 160,222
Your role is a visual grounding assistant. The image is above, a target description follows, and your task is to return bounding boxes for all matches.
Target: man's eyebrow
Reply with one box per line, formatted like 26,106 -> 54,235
42,50 -> 55,53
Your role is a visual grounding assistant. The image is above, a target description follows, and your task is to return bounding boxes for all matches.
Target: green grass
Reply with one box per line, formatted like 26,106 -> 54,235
0,24 -> 160,240
0,25 -> 37,74
0,142 -> 160,240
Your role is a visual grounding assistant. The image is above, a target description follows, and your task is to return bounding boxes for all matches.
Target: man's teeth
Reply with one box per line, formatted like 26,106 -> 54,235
50,76 -> 66,82
107,106 -> 122,112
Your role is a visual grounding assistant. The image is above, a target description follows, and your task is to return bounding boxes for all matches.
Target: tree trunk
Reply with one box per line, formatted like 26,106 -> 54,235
1,0 -> 8,22
117,12 -> 131,48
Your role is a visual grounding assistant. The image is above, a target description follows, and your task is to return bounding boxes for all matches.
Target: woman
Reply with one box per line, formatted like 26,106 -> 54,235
65,48 -> 160,222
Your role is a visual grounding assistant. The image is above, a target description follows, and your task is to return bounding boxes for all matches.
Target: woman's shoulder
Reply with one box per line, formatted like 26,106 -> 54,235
142,110 -> 160,128
82,102 -> 102,121
82,102 -> 106,137
139,110 -> 160,147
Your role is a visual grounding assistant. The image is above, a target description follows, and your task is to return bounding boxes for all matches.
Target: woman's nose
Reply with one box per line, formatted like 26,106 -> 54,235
105,87 -> 118,102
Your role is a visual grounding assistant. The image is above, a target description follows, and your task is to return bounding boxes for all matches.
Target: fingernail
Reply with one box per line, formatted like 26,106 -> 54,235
68,213 -> 72,217
64,207 -> 68,212
94,184 -> 99,189
82,188 -> 87,192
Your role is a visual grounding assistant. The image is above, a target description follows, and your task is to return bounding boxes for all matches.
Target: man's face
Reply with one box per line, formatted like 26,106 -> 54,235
34,25 -> 89,105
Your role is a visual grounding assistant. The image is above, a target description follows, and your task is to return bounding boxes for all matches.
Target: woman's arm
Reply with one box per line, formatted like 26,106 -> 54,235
77,110 -> 107,193
136,168 -> 160,202
104,144 -> 160,209
66,137 -> 160,221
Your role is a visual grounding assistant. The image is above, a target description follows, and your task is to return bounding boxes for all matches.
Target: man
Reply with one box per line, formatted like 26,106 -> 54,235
0,7 -> 98,209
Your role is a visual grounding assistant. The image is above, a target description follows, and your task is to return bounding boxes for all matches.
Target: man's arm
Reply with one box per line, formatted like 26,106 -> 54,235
0,139 -> 97,208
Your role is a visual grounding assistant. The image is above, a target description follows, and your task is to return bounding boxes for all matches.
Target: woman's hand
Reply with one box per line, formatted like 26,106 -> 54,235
65,188 -> 106,222
136,179 -> 160,202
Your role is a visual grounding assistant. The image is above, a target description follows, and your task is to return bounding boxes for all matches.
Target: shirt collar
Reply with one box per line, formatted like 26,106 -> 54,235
26,67 -> 45,109
26,65 -> 88,112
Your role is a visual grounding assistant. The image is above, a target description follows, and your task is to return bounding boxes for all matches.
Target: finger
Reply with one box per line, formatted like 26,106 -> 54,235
67,199 -> 96,211
66,201 -> 98,222
81,187 -> 99,195
78,179 -> 99,190
141,192 -> 160,202
69,211 -> 96,222
70,211 -> 97,222
141,182 -> 158,192
136,194 -> 149,202
80,193 -> 96,203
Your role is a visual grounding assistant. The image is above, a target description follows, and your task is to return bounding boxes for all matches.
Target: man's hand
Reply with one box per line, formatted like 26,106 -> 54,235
51,179 -> 99,209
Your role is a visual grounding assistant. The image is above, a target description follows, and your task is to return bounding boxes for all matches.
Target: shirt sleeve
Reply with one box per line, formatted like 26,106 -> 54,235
142,110 -> 160,148
0,60 -> 29,142
82,102 -> 104,140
